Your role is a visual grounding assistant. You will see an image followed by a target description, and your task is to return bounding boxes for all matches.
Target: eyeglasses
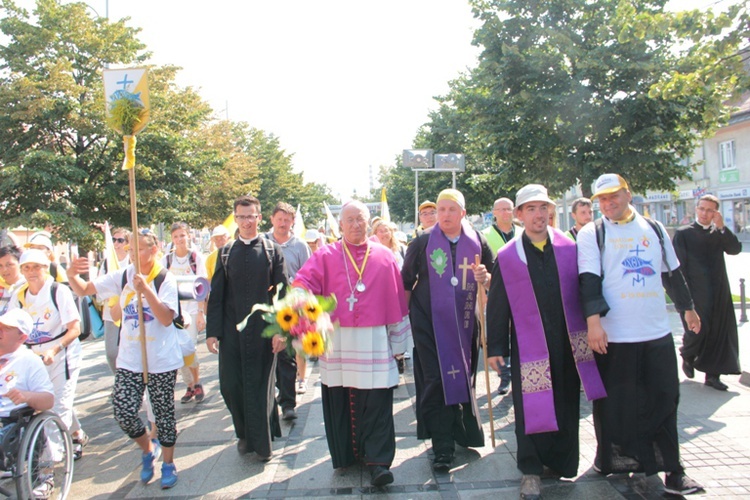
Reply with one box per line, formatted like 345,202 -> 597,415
235,214 -> 260,221
419,211 -> 437,216
113,237 -> 127,244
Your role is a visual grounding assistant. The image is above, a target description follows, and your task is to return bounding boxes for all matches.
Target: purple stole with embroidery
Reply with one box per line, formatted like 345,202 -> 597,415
426,221 -> 480,406
497,229 -> 606,434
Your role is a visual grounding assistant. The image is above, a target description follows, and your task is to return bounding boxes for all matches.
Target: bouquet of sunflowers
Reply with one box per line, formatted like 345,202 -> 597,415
243,286 -> 337,357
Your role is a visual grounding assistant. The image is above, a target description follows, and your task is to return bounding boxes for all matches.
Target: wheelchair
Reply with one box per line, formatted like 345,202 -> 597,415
0,406 -> 73,499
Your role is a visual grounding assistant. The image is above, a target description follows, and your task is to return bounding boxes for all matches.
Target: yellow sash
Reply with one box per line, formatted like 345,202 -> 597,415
123,263 -> 163,307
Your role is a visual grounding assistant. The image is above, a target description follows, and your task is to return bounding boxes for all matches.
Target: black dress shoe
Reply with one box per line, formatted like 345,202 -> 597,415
432,454 -> 453,472
682,359 -> 695,379
237,438 -> 248,455
705,375 -> 728,391
369,465 -> 394,487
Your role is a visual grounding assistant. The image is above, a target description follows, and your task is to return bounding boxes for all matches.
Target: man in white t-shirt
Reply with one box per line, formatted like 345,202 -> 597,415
577,173 -> 703,496
0,309 -> 54,418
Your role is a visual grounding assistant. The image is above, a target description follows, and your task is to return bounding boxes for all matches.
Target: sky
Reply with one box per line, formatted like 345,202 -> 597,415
9,0 -> 739,200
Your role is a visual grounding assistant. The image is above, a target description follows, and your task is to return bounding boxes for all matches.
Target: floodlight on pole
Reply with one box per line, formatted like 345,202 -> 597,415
403,149 -> 434,225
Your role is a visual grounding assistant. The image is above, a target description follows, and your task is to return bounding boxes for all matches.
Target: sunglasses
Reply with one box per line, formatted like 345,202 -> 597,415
113,237 -> 127,244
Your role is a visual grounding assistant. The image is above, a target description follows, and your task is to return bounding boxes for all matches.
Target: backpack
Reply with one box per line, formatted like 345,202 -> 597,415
165,250 -> 198,275
120,268 -> 185,330
594,217 -> 671,278
219,237 -> 275,281
18,282 -> 79,343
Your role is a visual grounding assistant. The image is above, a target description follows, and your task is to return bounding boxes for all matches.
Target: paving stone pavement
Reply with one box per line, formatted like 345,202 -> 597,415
22,311 -> 750,499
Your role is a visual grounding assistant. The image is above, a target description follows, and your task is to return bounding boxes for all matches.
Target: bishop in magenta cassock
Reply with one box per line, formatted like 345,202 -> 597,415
293,200 -> 409,487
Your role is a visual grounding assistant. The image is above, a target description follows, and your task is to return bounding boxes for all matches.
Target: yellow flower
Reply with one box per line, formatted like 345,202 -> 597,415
302,332 -> 325,357
303,301 -> 322,321
276,307 -> 299,331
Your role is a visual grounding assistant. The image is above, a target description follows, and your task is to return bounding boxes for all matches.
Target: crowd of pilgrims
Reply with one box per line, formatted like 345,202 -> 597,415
0,173 -> 736,497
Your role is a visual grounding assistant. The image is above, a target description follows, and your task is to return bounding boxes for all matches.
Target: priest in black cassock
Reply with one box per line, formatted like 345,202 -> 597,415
206,195 -> 288,460
402,189 -> 494,472
486,185 -> 606,500
673,194 -> 742,391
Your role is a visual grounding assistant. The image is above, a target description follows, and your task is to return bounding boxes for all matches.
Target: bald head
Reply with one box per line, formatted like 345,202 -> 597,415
493,198 -> 515,231
340,201 -> 370,244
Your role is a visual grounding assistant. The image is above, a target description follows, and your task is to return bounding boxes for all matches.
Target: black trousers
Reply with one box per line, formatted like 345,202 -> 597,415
276,349 -> 297,411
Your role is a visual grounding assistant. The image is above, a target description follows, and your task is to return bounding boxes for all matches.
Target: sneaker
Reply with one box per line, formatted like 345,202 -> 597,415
193,383 -> 205,403
160,462 -> 178,489
296,379 -> 307,394
520,474 -> 541,499
32,474 -> 54,498
180,387 -> 195,404
141,445 -> 161,483
497,380 -> 511,396
664,472 -> 704,495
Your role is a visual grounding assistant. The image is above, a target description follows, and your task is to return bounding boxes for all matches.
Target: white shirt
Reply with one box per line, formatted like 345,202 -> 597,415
98,255 -> 130,322
9,277 -> 79,345
161,248 -> 207,315
577,211 -> 680,343
0,348 -> 54,418
94,266 -> 183,373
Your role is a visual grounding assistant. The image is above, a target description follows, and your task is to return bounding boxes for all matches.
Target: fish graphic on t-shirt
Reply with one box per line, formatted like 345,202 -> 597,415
123,303 -> 155,328
621,255 -> 656,287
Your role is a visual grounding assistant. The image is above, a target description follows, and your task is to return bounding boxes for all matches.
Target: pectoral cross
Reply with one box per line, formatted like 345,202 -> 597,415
346,294 -> 358,311
458,257 -> 473,290
447,365 -> 460,379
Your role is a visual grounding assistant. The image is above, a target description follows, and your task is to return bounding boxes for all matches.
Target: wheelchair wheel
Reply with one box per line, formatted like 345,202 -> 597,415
15,412 -> 73,500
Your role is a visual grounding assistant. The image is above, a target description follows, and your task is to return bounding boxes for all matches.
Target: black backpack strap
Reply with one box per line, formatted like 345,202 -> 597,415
165,252 -> 173,269
221,240 -> 235,279
189,251 -> 198,274
644,217 -> 671,277
49,282 -> 59,312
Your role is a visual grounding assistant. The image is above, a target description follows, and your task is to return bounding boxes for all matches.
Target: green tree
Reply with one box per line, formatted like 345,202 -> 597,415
0,0 -> 267,250
419,0 -> 750,199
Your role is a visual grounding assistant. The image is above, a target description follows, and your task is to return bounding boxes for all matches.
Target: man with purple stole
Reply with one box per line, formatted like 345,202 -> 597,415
486,184 -> 606,500
402,189 -> 494,472
293,200 -> 409,487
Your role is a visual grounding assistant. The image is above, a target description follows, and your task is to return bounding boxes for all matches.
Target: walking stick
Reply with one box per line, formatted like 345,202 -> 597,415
475,255 -> 496,448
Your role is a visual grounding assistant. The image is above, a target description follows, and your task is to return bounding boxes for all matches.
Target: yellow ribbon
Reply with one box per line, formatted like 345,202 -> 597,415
342,241 -> 371,285
123,262 -> 163,307
15,273 -> 50,309
122,135 -> 136,170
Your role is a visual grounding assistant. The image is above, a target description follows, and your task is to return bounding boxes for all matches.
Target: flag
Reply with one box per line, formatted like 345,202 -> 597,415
103,222 -> 120,274
294,204 -> 306,239
222,213 -> 238,238
380,187 -> 390,223
324,202 -> 341,239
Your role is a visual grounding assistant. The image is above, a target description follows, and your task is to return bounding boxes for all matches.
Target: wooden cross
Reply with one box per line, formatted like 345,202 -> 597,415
346,294 -> 358,311
458,257 -> 473,290
447,365 -> 460,379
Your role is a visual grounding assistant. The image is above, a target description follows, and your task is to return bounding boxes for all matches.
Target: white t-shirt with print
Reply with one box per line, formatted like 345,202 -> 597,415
161,249 -> 206,316
9,278 -> 80,345
97,255 -> 130,322
0,347 -> 54,417
577,211 -> 680,343
93,266 -> 183,374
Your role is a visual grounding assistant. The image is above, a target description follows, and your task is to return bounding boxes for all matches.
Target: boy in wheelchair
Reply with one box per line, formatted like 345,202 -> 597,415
0,309 -> 55,494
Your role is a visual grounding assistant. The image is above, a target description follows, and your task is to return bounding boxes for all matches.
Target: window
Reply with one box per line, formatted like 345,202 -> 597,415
720,140 -> 736,170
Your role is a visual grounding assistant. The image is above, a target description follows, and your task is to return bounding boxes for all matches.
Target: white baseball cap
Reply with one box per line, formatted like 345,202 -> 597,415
515,184 -> 555,208
0,309 -> 34,336
24,232 -> 53,251
211,226 -> 229,238
304,229 -> 320,242
591,174 -> 629,200
19,249 -> 50,267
